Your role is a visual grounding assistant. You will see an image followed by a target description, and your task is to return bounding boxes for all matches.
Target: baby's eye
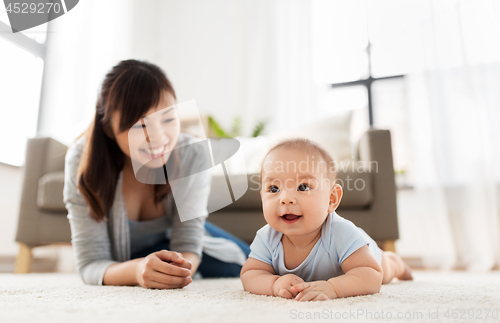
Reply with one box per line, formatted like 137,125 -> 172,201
267,185 -> 280,193
297,183 -> 310,191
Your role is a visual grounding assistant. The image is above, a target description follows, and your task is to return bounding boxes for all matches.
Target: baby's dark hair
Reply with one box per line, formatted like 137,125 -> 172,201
259,137 -> 337,186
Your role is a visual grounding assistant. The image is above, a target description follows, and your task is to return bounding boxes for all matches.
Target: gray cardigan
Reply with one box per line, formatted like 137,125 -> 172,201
63,132 -> 210,286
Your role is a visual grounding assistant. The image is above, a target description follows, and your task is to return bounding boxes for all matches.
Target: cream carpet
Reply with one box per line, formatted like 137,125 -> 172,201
1,270 -> 499,323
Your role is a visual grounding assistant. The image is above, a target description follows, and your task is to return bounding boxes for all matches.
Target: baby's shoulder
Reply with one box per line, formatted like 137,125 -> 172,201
255,224 -> 282,250
328,212 -> 359,232
322,212 -> 361,247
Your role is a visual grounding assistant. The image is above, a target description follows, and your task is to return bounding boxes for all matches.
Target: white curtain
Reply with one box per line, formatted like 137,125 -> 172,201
41,0 -> 315,143
241,0 -> 319,133
405,0 -> 500,271
38,0 -> 136,145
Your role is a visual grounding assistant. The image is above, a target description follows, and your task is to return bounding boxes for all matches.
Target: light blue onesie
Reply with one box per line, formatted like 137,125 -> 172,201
248,212 -> 382,282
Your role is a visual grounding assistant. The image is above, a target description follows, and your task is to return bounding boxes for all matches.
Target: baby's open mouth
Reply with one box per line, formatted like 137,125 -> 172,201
281,214 -> 302,221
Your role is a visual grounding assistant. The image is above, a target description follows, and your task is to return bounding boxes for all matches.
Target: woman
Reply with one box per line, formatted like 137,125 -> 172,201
63,59 -> 250,289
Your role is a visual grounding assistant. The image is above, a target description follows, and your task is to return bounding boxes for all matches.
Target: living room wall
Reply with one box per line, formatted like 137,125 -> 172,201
36,0 -> 266,145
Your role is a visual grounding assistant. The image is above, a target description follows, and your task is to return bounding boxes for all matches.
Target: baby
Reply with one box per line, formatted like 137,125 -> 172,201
241,138 -> 413,301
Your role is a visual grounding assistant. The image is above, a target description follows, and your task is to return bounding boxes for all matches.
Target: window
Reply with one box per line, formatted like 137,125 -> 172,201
372,78 -> 412,181
0,9 -> 47,166
312,0 -> 417,186
0,4 -> 8,24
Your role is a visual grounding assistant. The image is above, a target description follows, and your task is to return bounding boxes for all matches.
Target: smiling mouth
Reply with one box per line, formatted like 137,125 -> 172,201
140,144 -> 168,158
281,214 -> 302,222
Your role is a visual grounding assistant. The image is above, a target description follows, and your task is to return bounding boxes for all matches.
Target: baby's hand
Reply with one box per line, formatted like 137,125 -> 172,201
273,274 -> 305,299
291,281 -> 338,302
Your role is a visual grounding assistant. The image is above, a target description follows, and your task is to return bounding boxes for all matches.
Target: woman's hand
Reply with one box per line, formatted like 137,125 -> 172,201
272,274 -> 305,299
135,250 -> 193,289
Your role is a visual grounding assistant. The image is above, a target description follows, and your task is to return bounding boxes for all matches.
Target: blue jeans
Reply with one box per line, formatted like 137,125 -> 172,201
130,221 -> 251,277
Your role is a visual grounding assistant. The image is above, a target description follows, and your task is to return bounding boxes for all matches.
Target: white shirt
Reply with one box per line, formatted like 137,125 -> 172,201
248,212 -> 382,282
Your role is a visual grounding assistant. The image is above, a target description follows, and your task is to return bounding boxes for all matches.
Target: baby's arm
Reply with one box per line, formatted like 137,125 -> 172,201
292,245 -> 383,301
240,258 -> 304,298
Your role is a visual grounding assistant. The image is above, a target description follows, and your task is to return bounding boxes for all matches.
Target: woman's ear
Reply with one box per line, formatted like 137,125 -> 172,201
328,183 -> 343,213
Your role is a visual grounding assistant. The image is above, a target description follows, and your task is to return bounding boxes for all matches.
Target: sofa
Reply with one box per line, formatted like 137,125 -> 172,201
14,129 -> 399,273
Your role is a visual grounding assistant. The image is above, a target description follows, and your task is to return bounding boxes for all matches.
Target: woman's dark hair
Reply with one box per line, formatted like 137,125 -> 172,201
77,59 -> 177,222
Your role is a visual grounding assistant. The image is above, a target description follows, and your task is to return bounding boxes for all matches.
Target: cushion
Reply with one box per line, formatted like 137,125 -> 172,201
37,171 -> 66,212
271,111 -> 353,162
213,111 -> 353,177
218,135 -> 274,175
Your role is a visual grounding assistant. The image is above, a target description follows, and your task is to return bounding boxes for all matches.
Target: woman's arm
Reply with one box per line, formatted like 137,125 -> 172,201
180,252 -> 200,274
65,199 -> 120,285
102,258 -> 142,286
169,140 -> 212,271
169,215 -> 205,275
102,251 -> 192,288
64,140 -> 119,285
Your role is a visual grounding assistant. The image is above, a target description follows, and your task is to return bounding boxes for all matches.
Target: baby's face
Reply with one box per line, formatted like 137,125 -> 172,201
260,147 -> 342,240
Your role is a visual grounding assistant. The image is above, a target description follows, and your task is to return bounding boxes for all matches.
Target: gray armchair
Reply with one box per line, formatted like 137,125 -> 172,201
15,137 -> 71,273
14,129 -> 398,273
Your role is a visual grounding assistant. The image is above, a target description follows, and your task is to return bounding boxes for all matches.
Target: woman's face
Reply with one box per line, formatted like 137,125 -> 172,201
111,92 -> 180,170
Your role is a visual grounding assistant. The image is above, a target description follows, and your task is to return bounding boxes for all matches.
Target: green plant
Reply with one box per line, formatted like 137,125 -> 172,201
395,169 -> 407,176
230,116 -> 242,137
208,115 -> 267,138
208,116 -> 231,137
251,120 -> 267,137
